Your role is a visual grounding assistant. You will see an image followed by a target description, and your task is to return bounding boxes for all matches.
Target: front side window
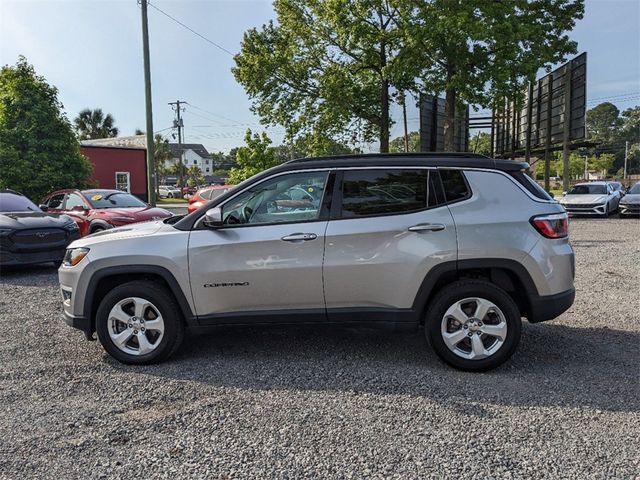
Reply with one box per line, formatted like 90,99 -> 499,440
64,193 -> 86,210
47,193 -> 66,209
340,169 -> 435,218
222,171 -> 329,225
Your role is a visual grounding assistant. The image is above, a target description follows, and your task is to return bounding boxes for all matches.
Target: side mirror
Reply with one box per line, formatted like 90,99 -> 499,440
203,207 -> 223,228
39,204 -> 48,212
562,191 -> 567,196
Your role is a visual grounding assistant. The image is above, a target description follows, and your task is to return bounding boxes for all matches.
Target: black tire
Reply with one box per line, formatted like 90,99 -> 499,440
425,280 -> 522,372
96,281 -> 184,365
604,203 -> 610,217
91,226 -> 105,234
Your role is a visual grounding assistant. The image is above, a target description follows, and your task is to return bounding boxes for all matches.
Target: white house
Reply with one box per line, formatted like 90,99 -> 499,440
167,143 -> 213,175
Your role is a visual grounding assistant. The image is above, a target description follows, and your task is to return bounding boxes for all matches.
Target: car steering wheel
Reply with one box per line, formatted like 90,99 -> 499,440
242,206 -> 253,223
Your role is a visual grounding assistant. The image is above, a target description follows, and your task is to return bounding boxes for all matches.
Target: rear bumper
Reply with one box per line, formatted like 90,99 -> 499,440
527,288 -> 575,323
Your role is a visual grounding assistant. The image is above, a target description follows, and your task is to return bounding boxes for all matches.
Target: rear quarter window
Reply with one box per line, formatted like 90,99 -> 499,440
439,169 -> 471,203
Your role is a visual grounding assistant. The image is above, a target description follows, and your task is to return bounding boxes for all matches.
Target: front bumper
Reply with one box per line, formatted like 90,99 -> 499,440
527,288 -> 575,323
562,203 -> 608,216
0,248 -> 66,266
619,204 -> 640,216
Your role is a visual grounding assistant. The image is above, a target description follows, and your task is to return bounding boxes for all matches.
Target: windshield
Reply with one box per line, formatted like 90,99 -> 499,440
0,193 -> 41,212
568,185 -> 607,195
628,183 -> 640,195
86,191 -> 147,209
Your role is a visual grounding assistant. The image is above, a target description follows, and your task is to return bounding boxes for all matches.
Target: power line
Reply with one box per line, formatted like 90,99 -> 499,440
186,102 -> 249,125
146,1 -> 234,56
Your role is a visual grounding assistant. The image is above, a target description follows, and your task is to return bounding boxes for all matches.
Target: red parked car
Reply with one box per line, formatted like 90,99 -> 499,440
187,185 -> 234,213
41,189 -> 172,236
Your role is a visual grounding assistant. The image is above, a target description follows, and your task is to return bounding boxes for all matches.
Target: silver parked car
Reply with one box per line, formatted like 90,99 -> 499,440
619,182 -> 640,217
157,185 -> 182,199
58,154 -> 575,371
558,181 -> 620,216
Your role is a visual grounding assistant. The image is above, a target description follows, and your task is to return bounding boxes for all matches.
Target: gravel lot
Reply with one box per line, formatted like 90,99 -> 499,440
0,218 -> 638,479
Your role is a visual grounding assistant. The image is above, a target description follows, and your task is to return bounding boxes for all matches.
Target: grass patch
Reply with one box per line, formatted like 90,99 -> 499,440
157,197 -> 188,204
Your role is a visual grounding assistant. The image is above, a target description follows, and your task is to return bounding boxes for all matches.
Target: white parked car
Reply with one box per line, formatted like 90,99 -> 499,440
558,182 -> 620,216
619,182 -> 640,217
158,185 -> 182,199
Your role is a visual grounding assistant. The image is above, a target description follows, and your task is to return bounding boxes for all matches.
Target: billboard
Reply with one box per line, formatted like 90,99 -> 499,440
493,52 -> 587,157
419,95 -> 469,152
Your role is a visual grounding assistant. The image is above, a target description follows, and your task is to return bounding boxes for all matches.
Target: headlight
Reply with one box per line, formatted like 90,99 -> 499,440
111,216 -> 135,221
63,247 -> 90,267
63,221 -> 79,231
0,228 -> 12,236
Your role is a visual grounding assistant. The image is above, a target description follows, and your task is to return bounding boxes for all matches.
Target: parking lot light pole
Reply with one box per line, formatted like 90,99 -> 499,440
140,0 -> 156,206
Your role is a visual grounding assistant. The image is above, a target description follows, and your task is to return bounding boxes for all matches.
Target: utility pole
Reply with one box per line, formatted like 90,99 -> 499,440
584,155 -> 588,181
400,91 -> 409,152
140,0 -> 155,206
169,100 -> 185,188
624,140 -> 629,183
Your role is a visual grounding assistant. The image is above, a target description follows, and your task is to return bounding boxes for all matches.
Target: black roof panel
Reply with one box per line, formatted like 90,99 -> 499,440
282,153 -> 528,172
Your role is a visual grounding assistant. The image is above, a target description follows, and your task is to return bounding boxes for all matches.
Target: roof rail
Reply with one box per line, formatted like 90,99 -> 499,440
286,152 -> 490,164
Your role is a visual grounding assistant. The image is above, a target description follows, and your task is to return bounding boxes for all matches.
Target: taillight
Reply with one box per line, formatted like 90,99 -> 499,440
530,213 -> 569,238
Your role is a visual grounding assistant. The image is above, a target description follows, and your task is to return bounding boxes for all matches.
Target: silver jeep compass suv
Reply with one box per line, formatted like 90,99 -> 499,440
59,154 -> 575,371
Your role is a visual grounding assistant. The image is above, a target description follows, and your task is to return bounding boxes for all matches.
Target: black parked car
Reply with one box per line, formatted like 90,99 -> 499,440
0,190 -> 81,267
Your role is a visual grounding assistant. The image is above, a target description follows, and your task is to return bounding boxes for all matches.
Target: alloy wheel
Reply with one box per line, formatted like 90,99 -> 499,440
440,297 -> 508,360
107,297 -> 165,356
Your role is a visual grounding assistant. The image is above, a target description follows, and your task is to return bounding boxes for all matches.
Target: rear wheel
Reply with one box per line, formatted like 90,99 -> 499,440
425,280 -> 522,371
96,281 -> 184,364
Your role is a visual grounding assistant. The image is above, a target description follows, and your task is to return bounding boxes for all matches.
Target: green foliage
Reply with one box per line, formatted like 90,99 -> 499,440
74,108 -> 118,140
185,165 -> 205,186
227,130 -> 280,184
234,0 -> 584,152
585,103 -> 640,175
550,152 -> 586,179
389,131 -> 420,153
233,0 -> 409,152
468,132 -> 491,156
403,0 -> 584,149
0,57 -> 93,201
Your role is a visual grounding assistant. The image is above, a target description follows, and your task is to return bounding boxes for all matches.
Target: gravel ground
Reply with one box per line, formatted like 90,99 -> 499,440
0,218 -> 638,479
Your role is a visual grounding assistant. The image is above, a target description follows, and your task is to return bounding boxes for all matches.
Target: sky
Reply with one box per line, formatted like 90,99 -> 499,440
1,0 -> 639,154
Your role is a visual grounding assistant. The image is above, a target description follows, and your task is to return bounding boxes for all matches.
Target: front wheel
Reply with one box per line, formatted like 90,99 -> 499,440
425,280 -> 522,371
96,281 -> 184,364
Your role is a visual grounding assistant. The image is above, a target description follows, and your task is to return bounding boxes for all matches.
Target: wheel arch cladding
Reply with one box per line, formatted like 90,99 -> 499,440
84,265 -> 196,333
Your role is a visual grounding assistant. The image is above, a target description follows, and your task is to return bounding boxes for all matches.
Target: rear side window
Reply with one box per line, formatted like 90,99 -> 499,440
510,171 -> 553,200
439,169 -> 471,203
199,189 -> 213,200
340,169 -> 436,218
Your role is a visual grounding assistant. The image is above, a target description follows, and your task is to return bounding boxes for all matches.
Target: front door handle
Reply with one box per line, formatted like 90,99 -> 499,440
281,232 -> 318,242
408,223 -> 446,232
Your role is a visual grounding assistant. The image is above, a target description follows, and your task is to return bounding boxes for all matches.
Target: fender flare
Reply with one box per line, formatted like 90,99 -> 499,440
83,265 -> 196,330
411,258 -> 539,319
88,219 -> 113,233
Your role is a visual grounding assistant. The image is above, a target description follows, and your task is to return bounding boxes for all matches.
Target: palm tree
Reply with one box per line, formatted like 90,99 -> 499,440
74,108 -> 118,139
154,134 -> 172,195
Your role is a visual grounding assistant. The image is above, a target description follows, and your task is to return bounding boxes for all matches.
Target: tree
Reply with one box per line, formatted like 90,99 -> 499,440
154,134 -> 171,194
0,57 -> 93,201
469,132 -> 491,156
227,130 -> 280,184
586,102 -> 621,144
233,0 -> 412,153
74,108 -> 118,139
389,131 -> 420,152
402,0 -> 584,150
185,165 -> 205,187
134,128 -> 144,135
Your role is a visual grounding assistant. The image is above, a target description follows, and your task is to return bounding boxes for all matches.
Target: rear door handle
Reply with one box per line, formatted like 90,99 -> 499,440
281,232 -> 318,242
408,223 -> 446,232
